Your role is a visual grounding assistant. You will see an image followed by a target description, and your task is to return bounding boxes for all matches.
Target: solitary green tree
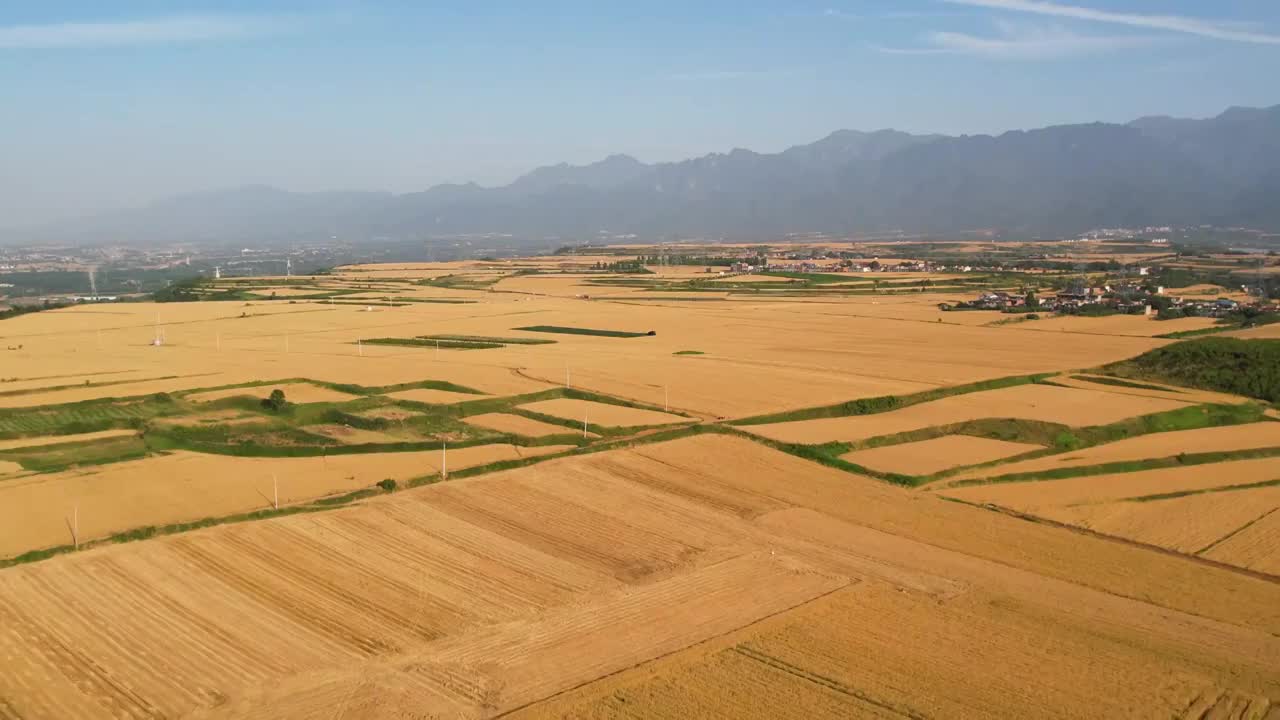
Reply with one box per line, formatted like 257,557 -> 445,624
262,388 -> 288,412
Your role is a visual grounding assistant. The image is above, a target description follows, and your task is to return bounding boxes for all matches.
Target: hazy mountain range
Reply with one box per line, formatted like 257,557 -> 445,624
14,104 -> 1280,245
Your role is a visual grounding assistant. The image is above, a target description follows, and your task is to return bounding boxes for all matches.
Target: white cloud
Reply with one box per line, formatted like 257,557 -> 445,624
879,20 -> 1159,59
941,0 -> 1280,44
0,15 -> 294,50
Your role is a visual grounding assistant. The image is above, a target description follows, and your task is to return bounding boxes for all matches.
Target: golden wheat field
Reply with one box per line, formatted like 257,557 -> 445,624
839,435 -> 1042,476
941,456 -> 1280,511
2,435 -> 1278,719
1,258 -> 1278,719
1038,486 -> 1280,557
463,412 -> 588,438
0,444 -> 571,558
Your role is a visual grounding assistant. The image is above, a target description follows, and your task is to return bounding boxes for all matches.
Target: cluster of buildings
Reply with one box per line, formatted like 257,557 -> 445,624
947,284 -> 1276,319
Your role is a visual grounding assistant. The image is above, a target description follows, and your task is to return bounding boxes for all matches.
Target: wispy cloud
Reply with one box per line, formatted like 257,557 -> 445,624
878,20 -> 1160,59
941,0 -> 1280,45
0,14 -> 296,50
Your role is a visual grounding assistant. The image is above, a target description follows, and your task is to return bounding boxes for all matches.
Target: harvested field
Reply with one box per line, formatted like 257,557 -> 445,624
1204,508 -> 1280,575
745,384 -> 1190,444
0,444 -> 571,559
3,435 -> 1279,719
516,581 -> 1265,720
385,388 -> 486,404
5,259 -> 1280,719
0,429 -> 136,451
1039,485 -> 1280,556
840,435 -> 1041,476
0,292 -> 1167,419
518,398 -> 689,427
463,412 -> 589,438
0,460 -> 23,475
940,456 -> 1280,512
953,422 -> 1280,481
188,382 -> 360,404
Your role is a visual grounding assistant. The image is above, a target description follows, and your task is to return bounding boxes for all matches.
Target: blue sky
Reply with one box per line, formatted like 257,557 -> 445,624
2,0 -> 1279,226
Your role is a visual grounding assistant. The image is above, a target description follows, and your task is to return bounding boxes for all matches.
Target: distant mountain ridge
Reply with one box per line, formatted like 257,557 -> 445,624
17,103 -> 1280,245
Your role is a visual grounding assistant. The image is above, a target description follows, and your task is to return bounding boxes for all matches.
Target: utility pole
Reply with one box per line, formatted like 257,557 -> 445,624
442,441 -> 448,479
72,504 -> 79,550
272,474 -> 279,510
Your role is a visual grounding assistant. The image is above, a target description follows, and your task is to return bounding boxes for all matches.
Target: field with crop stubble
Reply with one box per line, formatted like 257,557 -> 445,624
1,258 -> 1278,719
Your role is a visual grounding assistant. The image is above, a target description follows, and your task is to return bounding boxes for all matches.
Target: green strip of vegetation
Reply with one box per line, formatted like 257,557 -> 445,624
2,436 -> 150,474
513,325 -> 655,338
418,274 -> 506,290
320,378 -> 488,397
421,334 -> 556,345
1069,375 -> 1181,393
730,373 -> 1053,427
674,350 -> 705,355
361,337 -> 504,350
0,393 -> 183,440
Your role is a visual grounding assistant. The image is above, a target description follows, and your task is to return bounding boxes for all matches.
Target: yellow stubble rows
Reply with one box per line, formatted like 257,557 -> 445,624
2,435 -> 1279,719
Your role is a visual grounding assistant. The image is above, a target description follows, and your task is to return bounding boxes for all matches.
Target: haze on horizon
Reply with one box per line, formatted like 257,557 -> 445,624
2,0 -> 1279,229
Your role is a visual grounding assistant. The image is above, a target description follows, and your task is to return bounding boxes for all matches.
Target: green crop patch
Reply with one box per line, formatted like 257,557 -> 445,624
513,325 -> 655,338
420,334 -> 557,345
360,337 -> 503,350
